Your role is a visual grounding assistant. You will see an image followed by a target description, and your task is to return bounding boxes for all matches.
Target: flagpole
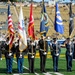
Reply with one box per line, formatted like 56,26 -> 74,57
69,2 -> 74,38
42,0 -> 47,53
30,0 -> 34,57
43,0 -> 44,8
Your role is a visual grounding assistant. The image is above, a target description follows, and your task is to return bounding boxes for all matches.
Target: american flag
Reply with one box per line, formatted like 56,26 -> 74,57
8,5 -> 14,50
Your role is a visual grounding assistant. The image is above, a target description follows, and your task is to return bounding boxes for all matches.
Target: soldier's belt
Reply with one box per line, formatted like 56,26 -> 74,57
40,49 -> 44,51
28,52 -> 35,55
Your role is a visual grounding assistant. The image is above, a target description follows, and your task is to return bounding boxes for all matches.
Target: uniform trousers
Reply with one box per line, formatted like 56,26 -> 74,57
52,55 -> 59,71
6,57 -> 13,73
39,51 -> 47,72
28,55 -> 35,73
17,58 -> 24,73
66,54 -> 73,71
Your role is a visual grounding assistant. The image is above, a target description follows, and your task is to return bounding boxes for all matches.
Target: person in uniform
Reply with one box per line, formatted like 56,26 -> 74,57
38,35 -> 48,72
50,38 -> 61,72
4,37 -> 15,74
65,38 -> 74,72
72,38 -> 75,59
15,39 -> 25,73
28,40 -> 36,73
0,41 -> 2,60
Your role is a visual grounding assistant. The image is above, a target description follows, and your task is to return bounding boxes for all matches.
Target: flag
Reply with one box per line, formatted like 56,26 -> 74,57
28,3 -> 35,39
8,5 -> 14,50
18,6 -> 27,51
69,3 -> 74,36
54,3 -> 64,34
40,2 -> 49,36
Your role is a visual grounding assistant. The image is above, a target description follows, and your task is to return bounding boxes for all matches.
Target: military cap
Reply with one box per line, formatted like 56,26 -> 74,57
53,38 -> 57,41
66,37 -> 70,40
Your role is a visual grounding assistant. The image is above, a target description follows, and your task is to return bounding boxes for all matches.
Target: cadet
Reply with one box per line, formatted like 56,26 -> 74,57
15,39 -> 25,73
28,40 -> 36,73
65,38 -> 74,72
5,37 -> 15,74
38,36 -> 48,72
50,38 -> 61,72
72,38 -> 75,59
0,41 -> 2,60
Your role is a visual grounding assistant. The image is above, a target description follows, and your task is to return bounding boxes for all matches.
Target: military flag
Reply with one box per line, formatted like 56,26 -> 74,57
18,6 -> 27,51
28,3 -> 35,39
8,5 -> 14,50
54,3 -> 64,34
40,0 -> 49,36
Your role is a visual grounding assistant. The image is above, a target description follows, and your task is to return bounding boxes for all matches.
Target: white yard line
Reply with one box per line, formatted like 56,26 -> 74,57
43,72 -> 64,75
13,60 -> 39,75
53,72 -> 64,75
13,59 -> 65,75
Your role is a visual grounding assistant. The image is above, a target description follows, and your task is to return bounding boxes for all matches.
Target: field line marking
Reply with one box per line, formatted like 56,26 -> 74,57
43,72 -> 64,75
43,72 -> 52,75
13,60 -> 39,75
53,72 -> 64,75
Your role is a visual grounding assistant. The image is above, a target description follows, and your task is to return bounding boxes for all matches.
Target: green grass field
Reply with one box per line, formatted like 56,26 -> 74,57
0,48 -> 75,75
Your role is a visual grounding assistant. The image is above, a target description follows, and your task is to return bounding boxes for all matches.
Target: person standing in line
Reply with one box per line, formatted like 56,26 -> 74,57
38,35 -> 48,72
50,38 -> 61,72
0,41 -> 2,60
72,38 -> 75,59
28,40 -> 36,73
4,37 -> 15,74
15,39 -> 25,73
65,38 -> 74,72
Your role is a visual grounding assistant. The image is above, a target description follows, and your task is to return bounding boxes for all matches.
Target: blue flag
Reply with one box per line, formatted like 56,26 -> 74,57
40,4 -> 49,36
40,16 -> 46,34
54,3 -> 64,34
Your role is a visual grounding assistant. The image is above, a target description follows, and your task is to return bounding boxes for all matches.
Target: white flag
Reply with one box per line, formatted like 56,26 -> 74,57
18,6 -> 27,51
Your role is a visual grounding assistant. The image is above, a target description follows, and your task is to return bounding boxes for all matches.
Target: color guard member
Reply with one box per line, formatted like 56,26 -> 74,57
5,37 -> 15,74
38,36 -> 48,72
50,38 -> 61,72
65,38 -> 74,72
15,39 -> 25,73
28,40 -> 36,73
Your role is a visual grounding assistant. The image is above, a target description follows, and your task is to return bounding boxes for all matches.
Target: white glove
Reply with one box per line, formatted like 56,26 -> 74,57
43,52 -> 47,55
31,56 -> 34,58
9,53 -> 12,56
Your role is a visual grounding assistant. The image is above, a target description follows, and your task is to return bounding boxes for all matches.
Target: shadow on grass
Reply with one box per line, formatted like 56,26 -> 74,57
35,68 -> 54,73
0,68 -> 74,74
13,68 -> 29,73
0,68 -> 6,73
0,68 -> 29,74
